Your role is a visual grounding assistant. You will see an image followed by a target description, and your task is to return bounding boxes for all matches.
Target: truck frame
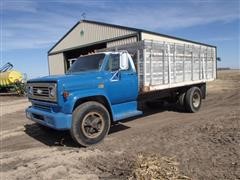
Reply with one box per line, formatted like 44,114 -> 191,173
26,40 -> 216,146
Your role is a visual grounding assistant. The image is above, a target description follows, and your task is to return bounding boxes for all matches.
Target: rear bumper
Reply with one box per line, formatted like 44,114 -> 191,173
25,106 -> 72,130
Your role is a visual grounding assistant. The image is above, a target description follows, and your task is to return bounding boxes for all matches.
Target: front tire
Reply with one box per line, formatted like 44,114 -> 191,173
71,101 -> 110,147
185,87 -> 202,113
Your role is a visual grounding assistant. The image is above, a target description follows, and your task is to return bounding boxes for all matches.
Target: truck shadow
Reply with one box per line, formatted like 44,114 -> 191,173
24,103 -> 185,148
24,123 -> 131,148
120,102 -> 185,123
24,124 -> 78,147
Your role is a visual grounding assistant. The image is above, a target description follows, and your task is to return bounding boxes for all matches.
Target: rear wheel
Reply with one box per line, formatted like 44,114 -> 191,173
185,87 -> 202,113
71,101 -> 110,147
178,92 -> 185,107
177,92 -> 186,111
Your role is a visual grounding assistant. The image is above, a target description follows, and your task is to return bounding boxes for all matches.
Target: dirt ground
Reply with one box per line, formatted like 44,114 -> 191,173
0,70 -> 239,180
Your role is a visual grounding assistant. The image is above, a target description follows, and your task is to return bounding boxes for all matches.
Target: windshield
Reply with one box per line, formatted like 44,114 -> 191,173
67,53 -> 105,73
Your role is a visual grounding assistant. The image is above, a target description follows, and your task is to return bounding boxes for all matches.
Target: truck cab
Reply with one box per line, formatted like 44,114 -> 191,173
26,51 -> 142,146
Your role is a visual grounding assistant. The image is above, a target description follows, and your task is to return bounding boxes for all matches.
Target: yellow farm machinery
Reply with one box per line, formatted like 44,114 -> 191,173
0,62 -> 26,95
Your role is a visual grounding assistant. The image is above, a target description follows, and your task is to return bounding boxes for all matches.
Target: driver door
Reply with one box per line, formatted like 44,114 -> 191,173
104,54 -> 138,104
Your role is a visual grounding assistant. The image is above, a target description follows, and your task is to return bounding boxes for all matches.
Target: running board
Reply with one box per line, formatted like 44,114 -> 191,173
111,101 -> 142,121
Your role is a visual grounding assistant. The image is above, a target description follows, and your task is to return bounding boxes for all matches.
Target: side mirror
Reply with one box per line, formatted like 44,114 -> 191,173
120,53 -> 129,70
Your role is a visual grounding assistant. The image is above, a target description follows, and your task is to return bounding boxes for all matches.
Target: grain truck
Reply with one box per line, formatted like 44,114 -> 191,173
26,40 -> 216,146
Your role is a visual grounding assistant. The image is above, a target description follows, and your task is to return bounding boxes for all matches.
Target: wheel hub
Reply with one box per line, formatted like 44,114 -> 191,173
81,112 -> 104,138
192,92 -> 200,108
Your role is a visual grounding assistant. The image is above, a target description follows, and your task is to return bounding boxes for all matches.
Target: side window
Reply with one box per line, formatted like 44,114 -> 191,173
105,54 -> 120,71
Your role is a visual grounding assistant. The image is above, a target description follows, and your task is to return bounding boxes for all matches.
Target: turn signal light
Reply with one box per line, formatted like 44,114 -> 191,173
63,91 -> 69,99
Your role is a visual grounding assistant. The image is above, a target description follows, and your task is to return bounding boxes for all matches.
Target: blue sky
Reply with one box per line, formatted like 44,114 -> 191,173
1,0 -> 239,78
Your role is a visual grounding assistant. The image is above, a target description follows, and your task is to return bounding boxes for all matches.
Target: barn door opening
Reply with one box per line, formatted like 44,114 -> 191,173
63,42 -> 107,72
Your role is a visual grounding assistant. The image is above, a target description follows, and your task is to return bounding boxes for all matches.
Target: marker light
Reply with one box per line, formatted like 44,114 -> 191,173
63,91 -> 69,99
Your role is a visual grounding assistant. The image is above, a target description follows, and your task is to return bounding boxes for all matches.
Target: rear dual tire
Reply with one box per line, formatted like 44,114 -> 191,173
179,87 -> 202,113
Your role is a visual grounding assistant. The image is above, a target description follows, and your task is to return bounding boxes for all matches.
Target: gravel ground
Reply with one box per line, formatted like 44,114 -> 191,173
0,70 -> 239,180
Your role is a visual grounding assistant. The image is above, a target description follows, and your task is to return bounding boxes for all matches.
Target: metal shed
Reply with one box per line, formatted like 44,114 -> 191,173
48,20 -> 215,75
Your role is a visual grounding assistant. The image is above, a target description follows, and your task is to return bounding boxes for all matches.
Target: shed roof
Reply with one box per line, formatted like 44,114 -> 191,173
48,19 -> 216,54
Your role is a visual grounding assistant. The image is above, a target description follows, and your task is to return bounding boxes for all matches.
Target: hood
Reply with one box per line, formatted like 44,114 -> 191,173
28,71 -> 102,82
28,71 -> 104,91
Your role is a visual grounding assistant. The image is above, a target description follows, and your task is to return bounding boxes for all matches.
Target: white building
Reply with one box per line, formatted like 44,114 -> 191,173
48,20 -> 215,75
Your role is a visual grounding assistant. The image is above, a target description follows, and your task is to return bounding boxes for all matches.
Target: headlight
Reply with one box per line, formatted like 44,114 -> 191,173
28,86 -> 33,95
49,86 -> 56,97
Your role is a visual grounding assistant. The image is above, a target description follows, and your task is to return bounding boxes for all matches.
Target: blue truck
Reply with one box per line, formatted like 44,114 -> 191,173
26,40 -> 216,146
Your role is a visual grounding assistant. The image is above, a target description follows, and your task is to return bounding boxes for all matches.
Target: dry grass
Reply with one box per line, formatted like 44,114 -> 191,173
129,154 -> 191,180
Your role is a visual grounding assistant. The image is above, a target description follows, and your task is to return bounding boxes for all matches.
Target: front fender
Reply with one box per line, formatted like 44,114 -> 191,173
62,89 -> 112,114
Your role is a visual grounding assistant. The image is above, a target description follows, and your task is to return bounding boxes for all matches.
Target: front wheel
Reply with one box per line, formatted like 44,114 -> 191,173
185,87 -> 202,113
71,101 -> 111,147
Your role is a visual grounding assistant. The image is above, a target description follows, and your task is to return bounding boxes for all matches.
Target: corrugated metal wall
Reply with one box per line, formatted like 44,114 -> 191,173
48,53 -> 65,75
50,22 -> 136,54
107,36 -> 137,48
141,32 -> 201,47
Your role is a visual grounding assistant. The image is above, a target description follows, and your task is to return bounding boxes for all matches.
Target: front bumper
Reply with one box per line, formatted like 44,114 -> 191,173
26,106 -> 72,130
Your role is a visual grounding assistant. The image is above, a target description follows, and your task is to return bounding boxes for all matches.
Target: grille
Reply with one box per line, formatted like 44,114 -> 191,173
27,82 -> 57,102
33,87 -> 49,97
